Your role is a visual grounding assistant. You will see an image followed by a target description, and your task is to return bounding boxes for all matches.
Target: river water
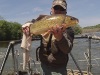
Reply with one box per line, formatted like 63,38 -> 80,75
0,32 -> 100,75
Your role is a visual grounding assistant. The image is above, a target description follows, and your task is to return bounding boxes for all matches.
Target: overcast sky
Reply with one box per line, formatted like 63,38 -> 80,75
0,0 -> 100,27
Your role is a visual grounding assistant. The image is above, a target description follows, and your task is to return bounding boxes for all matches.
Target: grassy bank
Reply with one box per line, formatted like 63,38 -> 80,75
82,28 -> 100,33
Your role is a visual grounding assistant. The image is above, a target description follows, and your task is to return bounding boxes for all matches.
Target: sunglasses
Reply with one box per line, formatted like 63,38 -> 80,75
54,5 -> 65,11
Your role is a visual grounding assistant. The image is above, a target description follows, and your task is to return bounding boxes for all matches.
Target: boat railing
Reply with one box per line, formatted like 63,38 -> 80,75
75,35 -> 100,74
0,35 -> 100,75
0,37 -> 41,75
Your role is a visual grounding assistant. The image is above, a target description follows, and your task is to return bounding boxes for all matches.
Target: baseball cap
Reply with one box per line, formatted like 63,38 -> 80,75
52,0 -> 67,10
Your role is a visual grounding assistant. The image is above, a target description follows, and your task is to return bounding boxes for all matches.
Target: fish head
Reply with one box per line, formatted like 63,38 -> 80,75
65,15 -> 79,26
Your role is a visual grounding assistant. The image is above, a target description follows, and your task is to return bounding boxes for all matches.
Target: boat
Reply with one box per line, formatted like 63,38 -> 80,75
0,35 -> 100,75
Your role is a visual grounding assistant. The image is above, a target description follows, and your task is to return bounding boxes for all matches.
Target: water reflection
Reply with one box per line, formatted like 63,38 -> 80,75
0,41 -> 9,48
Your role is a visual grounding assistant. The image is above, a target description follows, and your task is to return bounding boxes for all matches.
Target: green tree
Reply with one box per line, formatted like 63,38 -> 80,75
0,20 -> 10,40
0,20 -> 22,41
10,22 -> 22,40
72,25 -> 82,35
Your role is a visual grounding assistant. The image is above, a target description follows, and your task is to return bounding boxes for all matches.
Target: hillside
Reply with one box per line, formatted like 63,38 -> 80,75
82,24 -> 100,33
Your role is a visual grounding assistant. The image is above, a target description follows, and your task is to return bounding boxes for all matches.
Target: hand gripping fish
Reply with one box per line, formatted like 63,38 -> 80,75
30,14 -> 79,35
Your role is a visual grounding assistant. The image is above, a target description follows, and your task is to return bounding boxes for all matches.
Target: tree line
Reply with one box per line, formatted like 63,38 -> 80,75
83,24 -> 100,29
82,24 -> 100,33
0,20 -> 22,41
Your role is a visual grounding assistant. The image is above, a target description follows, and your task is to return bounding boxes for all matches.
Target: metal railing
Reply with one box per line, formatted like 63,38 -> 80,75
75,35 -> 100,75
0,37 -> 41,75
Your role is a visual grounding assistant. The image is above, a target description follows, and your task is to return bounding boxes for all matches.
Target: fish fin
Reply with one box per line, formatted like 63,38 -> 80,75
36,15 -> 48,21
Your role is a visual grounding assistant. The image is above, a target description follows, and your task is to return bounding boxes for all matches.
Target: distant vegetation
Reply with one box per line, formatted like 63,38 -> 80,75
0,20 -> 22,41
72,25 -> 82,35
82,24 -> 100,33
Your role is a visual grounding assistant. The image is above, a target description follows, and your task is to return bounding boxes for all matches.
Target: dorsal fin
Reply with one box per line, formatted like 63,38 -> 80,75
36,15 -> 48,21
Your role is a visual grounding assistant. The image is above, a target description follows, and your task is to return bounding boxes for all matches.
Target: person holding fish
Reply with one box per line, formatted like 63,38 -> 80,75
21,0 -> 78,75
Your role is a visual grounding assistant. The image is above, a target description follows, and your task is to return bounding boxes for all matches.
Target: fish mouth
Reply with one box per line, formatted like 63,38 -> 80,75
71,17 -> 79,23
75,18 -> 79,23
76,20 -> 79,24
73,18 -> 79,24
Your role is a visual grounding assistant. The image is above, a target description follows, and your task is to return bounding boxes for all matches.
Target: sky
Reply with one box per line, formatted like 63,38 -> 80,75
0,0 -> 100,27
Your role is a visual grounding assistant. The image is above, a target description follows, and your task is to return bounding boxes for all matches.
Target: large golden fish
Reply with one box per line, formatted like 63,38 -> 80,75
30,14 -> 79,35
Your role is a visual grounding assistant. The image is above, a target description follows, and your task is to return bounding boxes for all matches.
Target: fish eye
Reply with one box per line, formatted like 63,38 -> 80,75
70,17 -> 75,20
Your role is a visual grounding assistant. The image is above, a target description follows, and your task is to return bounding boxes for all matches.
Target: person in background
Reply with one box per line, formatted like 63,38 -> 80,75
21,0 -> 74,75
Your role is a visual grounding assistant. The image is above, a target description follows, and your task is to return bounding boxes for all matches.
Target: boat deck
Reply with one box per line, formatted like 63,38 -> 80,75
7,69 -> 93,75
67,69 -> 93,75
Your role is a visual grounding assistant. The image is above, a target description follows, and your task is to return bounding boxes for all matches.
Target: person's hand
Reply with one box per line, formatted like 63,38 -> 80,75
22,22 -> 33,36
50,24 -> 66,41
